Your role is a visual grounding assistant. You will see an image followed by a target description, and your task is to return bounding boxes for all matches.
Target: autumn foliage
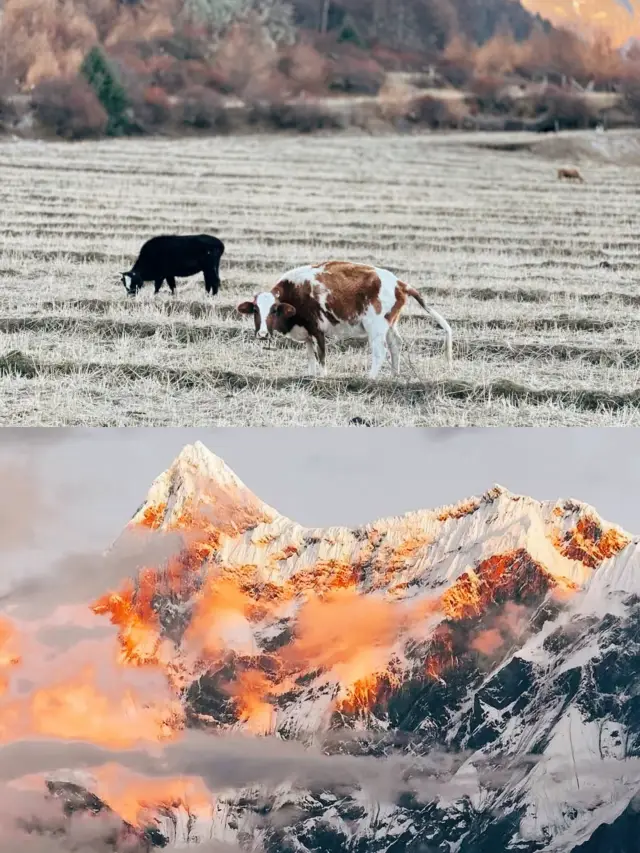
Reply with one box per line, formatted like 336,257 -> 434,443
0,0 -> 639,138
31,76 -> 109,138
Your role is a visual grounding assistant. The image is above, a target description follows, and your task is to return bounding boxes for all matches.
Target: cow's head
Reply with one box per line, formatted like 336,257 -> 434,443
237,292 -> 296,340
121,270 -> 143,296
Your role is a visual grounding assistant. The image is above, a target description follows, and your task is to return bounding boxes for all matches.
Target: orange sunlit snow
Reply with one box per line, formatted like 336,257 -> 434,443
1,466 -> 622,831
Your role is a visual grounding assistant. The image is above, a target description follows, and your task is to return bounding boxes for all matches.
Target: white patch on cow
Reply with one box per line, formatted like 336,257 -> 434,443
387,325 -> 402,374
277,265 -> 317,287
255,292 -> 276,338
374,267 -> 401,316
362,307 -> 391,379
288,325 -> 309,343
305,339 -> 319,376
358,267 -> 401,378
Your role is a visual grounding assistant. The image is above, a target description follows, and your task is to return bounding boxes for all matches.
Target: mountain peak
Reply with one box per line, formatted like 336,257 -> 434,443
78,445 -> 640,852
172,441 -> 245,490
128,442 -> 278,535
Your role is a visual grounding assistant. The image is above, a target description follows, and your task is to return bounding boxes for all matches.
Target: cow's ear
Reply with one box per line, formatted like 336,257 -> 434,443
277,303 -> 296,318
237,301 -> 256,315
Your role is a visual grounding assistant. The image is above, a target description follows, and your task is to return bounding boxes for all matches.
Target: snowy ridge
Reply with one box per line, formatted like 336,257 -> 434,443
69,444 -> 640,853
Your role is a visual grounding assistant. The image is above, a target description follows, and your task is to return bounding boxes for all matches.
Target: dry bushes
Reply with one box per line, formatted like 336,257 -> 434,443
404,93 -> 459,128
441,26 -> 632,93
621,78 -> 640,123
138,84 -> 173,128
248,99 -> 344,132
327,55 -> 385,95
2,0 -> 639,140
278,42 -> 328,95
528,86 -> 599,130
469,75 -> 514,114
0,0 -> 179,87
179,86 -> 228,129
31,76 -> 108,138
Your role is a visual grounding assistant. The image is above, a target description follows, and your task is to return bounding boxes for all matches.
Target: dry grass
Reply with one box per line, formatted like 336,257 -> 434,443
1,129 -> 640,426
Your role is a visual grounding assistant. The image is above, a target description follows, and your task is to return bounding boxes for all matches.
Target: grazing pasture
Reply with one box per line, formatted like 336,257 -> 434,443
0,130 -> 639,426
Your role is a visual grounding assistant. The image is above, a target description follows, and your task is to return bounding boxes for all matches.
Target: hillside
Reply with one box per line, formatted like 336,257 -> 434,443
521,0 -> 638,48
30,440 -> 640,852
2,0 -> 639,140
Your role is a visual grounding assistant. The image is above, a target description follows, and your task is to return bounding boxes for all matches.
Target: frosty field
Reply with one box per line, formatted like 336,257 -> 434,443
0,130 -> 639,426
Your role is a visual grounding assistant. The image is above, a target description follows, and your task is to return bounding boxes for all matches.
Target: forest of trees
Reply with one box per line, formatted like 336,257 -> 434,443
0,0 -> 638,140
291,0 -> 550,51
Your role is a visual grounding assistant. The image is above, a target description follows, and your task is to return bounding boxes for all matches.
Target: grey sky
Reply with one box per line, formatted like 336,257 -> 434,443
1,428 -> 639,583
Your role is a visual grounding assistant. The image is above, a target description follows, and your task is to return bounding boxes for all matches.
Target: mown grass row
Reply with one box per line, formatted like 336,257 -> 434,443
1,349 -> 639,412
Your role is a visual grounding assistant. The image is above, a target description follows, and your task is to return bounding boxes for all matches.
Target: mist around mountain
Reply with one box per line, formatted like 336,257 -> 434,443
26,440 -> 637,853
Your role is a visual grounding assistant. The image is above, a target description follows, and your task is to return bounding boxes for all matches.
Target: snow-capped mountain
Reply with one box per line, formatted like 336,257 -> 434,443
72,443 -> 640,852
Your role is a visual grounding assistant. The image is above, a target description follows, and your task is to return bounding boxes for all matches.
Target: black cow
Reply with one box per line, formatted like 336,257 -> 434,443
121,234 -> 225,297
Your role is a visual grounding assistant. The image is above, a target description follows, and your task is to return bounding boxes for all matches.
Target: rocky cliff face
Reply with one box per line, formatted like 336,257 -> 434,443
80,442 -> 640,852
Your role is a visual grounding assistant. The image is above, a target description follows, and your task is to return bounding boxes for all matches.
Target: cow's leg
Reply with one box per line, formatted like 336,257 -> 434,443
305,340 -> 319,376
363,315 -> 389,380
387,325 -> 402,375
203,263 -> 220,296
166,276 -> 177,296
314,331 -> 327,377
154,279 -> 164,295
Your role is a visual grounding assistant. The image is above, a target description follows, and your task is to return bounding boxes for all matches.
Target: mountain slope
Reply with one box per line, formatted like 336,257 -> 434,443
82,442 -> 640,852
520,0 -> 638,47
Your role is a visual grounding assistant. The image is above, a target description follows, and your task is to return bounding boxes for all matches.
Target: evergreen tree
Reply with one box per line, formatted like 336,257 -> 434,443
80,46 -> 130,136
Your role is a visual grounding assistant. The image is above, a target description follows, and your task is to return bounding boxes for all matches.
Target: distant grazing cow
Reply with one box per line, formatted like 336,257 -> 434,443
237,260 -> 452,380
121,234 -> 225,297
557,167 -> 585,183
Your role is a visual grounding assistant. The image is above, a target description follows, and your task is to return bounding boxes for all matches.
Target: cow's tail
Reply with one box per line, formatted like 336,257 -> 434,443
406,286 -> 453,366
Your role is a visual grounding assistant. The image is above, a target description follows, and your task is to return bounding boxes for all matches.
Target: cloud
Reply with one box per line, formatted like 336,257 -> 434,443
0,740 -> 158,784
471,628 -> 504,655
421,427 -> 484,444
35,624 -> 117,653
0,429 -> 78,449
1,525 -> 185,620
0,782 -> 160,853
0,459 -> 55,552
0,732 -> 467,801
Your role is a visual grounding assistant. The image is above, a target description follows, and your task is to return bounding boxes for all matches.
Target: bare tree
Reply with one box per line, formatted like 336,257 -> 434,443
319,0 -> 330,33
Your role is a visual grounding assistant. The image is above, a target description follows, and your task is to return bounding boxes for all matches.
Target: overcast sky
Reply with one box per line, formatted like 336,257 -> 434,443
1,428 -> 639,583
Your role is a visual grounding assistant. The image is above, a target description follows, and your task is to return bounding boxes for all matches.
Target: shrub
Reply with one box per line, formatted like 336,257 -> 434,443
149,33 -> 211,62
179,86 -> 228,130
180,0 -> 295,46
141,85 -> 173,127
147,57 -> 190,94
213,18 -> 279,96
180,60 -> 234,93
528,86 -> 598,130
0,78 -> 20,130
439,34 -> 475,88
405,93 -> 456,128
620,78 -> 640,123
249,99 -> 344,132
278,42 -> 328,95
31,77 -> 108,139
469,74 -> 514,114
327,55 -> 385,95
80,45 -> 131,136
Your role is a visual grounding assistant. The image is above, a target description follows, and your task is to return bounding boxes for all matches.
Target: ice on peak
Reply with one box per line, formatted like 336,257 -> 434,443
171,441 -> 248,491
131,441 -> 279,530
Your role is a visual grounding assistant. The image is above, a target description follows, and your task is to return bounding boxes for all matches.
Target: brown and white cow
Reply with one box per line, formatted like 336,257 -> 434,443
237,261 -> 452,379
557,167 -> 585,183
